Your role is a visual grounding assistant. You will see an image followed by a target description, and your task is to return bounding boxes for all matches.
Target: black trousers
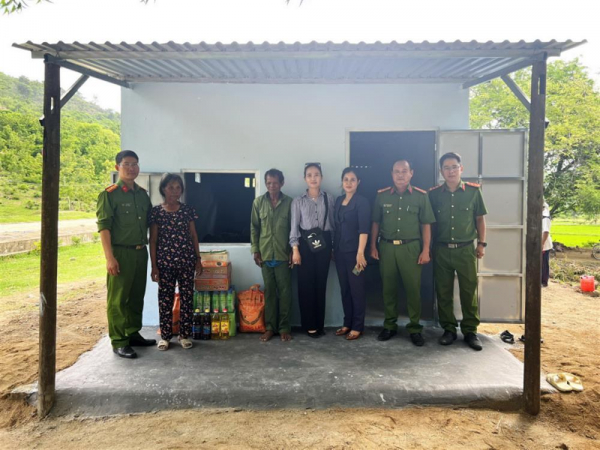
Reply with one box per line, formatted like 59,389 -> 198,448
297,232 -> 331,331
542,250 -> 550,286
335,250 -> 367,332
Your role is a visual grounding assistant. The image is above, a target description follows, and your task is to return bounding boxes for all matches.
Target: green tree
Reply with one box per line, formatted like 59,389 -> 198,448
470,59 -> 600,217
0,0 -> 42,14
1,71 -> 120,214
575,159 -> 600,219
2,0 -> 149,14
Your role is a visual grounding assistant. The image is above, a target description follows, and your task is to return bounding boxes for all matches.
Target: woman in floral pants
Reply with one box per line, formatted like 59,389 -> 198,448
149,173 -> 202,350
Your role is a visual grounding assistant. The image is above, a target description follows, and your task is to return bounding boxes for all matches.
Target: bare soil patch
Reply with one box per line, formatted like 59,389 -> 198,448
0,280 -> 598,449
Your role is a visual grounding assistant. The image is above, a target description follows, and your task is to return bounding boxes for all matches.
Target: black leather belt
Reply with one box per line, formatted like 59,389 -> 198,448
380,238 -> 419,246
113,244 -> 146,250
437,241 -> 473,249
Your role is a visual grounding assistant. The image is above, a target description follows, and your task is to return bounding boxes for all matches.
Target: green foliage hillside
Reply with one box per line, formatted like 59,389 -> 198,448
0,72 -> 120,220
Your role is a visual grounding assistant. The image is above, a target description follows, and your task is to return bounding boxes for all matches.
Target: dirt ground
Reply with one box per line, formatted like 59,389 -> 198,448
0,274 -> 599,449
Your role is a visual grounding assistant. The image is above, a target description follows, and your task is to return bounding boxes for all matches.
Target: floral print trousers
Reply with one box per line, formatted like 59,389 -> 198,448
158,264 -> 195,341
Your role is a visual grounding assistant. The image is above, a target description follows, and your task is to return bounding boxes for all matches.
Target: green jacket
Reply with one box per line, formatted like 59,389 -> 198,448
372,185 -> 436,240
428,180 -> 487,243
96,179 -> 152,246
250,192 -> 292,261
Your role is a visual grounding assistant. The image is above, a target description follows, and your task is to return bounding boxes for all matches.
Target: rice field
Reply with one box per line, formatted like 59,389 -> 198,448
551,218 -> 600,248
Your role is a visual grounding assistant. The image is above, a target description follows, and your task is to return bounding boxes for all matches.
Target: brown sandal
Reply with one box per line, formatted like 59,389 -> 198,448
346,331 -> 361,340
336,327 -> 350,336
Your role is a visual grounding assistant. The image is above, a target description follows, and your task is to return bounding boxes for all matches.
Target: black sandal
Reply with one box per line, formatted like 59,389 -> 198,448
500,330 -> 515,344
519,334 -> 544,344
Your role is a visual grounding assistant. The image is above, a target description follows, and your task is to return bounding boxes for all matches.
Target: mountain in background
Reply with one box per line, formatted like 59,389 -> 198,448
0,71 -> 120,133
0,71 -> 121,214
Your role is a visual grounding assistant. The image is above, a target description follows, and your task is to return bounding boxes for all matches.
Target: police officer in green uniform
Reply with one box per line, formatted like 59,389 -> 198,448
370,160 -> 436,346
97,150 -> 155,359
429,152 -> 487,351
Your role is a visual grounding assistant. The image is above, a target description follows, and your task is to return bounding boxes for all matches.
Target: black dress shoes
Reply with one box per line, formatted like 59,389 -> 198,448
113,346 -> 137,359
464,333 -> 483,351
377,329 -> 397,341
438,330 -> 458,346
130,336 -> 157,346
410,333 -> 425,347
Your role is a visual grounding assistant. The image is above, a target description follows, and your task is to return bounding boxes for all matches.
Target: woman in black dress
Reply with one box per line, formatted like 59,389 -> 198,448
333,168 -> 371,340
149,173 -> 202,351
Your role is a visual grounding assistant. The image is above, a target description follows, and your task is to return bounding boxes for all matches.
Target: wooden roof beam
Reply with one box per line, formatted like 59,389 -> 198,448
501,74 -> 549,128
46,55 -> 130,88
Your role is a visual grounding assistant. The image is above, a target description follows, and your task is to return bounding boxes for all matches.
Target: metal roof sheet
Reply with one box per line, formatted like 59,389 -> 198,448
13,40 -> 586,88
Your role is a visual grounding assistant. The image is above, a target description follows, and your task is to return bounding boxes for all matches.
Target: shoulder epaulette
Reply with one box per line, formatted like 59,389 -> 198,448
465,182 -> 481,188
105,184 -> 118,193
412,186 -> 427,194
377,187 -> 392,194
429,185 -> 443,192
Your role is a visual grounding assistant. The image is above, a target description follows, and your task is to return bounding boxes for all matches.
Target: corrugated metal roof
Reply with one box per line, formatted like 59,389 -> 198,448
13,40 -> 586,88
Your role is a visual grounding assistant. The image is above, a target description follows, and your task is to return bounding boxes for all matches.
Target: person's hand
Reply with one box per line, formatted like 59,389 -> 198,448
151,266 -> 159,282
356,252 -> 367,270
476,244 -> 485,259
253,252 -> 263,268
107,256 -> 120,276
418,250 -> 430,265
292,247 -> 301,266
370,247 -> 379,260
195,257 -> 203,275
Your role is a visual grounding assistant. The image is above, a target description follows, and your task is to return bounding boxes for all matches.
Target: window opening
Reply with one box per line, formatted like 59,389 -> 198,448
184,172 -> 256,243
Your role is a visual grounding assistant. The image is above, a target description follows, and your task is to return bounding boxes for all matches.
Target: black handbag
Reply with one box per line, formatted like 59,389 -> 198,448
300,193 -> 330,253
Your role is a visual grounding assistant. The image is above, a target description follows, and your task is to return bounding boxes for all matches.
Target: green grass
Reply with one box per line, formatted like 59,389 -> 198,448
0,198 -> 95,223
551,218 -> 600,248
0,242 -> 105,297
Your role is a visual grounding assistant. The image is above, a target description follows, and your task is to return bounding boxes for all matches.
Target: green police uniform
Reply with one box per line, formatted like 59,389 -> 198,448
372,185 -> 436,333
250,192 -> 293,334
97,179 -> 152,348
429,180 -> 487,335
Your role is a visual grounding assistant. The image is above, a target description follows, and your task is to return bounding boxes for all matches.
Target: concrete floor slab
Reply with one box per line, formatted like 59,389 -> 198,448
48,327 -> 550,417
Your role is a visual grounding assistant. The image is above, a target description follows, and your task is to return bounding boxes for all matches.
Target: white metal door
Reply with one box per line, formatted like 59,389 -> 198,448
437,130 -> 527,323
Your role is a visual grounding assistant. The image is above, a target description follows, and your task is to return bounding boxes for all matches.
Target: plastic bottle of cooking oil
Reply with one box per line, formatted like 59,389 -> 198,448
220,308 -> 230,339
211,308 -> 220,340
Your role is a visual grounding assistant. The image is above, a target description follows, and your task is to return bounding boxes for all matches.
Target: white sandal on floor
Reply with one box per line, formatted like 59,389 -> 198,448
179,337 -> 193,349
157,339 -> 170,351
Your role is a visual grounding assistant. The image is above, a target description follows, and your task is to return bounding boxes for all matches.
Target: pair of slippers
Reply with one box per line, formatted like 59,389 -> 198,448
546,373 -> 584,392
157,337 -> 193,351
500,330 -> 544,345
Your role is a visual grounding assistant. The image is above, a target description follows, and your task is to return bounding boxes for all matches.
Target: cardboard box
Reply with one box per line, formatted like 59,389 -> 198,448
201,260 -> 229,268
200,250 -> 229,263
195,278 -> 231,291
197,264 -> 231,279
195,263 -> 232,291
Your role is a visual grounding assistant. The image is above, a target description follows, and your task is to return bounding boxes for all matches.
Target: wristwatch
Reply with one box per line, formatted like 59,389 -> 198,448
477,241 -> 487,248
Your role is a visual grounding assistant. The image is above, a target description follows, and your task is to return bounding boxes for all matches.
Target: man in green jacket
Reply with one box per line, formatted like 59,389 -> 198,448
429,152 -> 488,351
250,169 -> 293,342
97,150 -> 155,359
370,160 -> 436,346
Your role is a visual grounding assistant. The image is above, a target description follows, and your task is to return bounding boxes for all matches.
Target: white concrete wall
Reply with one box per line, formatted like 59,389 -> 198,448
121,83 -> 469,327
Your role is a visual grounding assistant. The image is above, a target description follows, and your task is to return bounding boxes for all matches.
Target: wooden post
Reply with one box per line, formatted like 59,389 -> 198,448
38,58 -> 61,418
524,54 -> 547,415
